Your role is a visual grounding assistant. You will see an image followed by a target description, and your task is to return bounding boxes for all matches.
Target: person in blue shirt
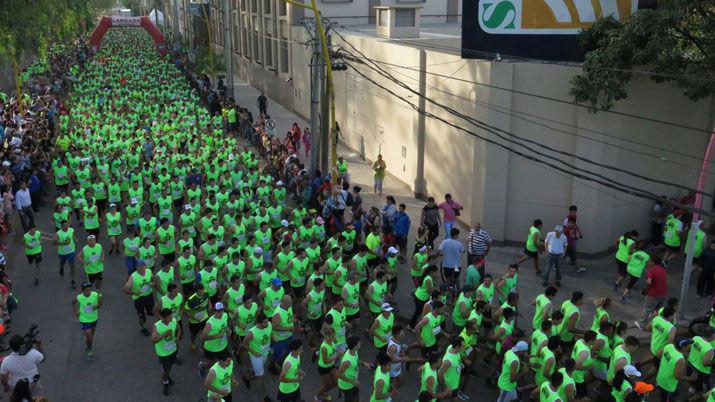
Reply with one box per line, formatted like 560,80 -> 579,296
28,170 -> 42,213
393,203 -> 411,259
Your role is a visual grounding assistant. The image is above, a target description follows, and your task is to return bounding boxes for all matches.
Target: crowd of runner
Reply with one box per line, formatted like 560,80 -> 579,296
6,27 -> 715,402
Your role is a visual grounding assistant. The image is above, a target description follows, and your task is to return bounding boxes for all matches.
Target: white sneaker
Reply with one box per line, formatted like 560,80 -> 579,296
577,267 -> 586,273
633,321 -> 642,331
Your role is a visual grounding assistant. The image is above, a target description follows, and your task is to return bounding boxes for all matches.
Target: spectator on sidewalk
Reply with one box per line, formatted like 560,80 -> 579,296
392,204 -> 411,259
15,181 -> 33,232
438,194 -> 463,240
380,196 -> 397,234
542,225 -> 567,287
372,154 -> 386,194
420,197 -> 441,249
257,92 -> 268,115
27,170 -> 41,213
635,254 -> 667,330
697,240 -> 715,298
467,222 -> 493,278
435,228 -> 465,290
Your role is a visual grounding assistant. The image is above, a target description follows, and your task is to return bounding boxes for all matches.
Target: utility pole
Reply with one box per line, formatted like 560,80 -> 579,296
320,26 -> 332,174
304,18 -> 323,175
222,0 -> 234,97
679,220 -> 701,320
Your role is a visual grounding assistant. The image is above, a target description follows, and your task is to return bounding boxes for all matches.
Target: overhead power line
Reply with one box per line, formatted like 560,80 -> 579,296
349,52 -> 715,173
336,36 -> 711,197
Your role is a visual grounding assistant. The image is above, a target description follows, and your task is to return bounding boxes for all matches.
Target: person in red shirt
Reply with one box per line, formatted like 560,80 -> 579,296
635,254 -> 667,330
563,217 -> 585,273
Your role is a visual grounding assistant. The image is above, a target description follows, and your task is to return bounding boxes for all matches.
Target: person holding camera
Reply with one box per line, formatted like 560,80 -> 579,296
0,334 -> 44,393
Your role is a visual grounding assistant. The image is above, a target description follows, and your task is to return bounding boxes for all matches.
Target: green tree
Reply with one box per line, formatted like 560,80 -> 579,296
0,0 -> 114,112
570,0 -> 714,112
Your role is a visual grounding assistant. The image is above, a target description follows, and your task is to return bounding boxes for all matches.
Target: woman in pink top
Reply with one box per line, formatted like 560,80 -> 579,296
438,193 -> 463,240
302,128 -> 311,157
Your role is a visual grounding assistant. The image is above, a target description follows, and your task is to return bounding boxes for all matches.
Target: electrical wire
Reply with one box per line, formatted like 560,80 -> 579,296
337,38 -> 711,196
347,51 -> 715,173
345,61 -> 714,217
338,25 -> 715,83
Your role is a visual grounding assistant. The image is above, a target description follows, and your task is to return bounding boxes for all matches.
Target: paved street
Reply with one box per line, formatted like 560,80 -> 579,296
0,80 -> 707,402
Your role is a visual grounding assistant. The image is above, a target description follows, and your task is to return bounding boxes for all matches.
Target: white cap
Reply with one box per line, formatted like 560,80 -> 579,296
555,225 -> 563,232
109,203 -> 116,208
214,302 -> 225,310
184,204 -> 192,210
1,161 -> 10,167
512,341 -> 529,352
253,246 -> 263,254
419,245 -> 428,252
281,219 -> 289,227
624,365 -> 642,378
87,234 -> 96,239
130,197 -> 138,204
381,303 -> 393,312
387,247 -> 398,254
277,181 -> 283,186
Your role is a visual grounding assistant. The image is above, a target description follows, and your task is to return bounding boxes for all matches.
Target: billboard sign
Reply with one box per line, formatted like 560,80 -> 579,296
463,0 -> 642,61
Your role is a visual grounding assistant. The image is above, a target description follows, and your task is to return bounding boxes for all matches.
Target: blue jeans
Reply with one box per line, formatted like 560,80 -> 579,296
125,256 -> 137,275
542,253 -> 563,283
444,220 -> 455,239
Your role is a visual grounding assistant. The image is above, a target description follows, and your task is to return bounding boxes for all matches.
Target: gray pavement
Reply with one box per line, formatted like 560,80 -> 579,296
0,79 -> 709,402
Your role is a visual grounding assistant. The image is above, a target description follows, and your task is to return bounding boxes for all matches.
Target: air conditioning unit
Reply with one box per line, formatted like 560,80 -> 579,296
374,5 -> 422,39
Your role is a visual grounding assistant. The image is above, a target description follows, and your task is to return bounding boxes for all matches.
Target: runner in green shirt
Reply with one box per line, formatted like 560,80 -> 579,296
122,260 -> 154,337
105,203 -> 122,255
78,235 -> 104,289
337,336 -> 363,402
203,356 -> 237,401
23,224 -> 45,285
151,308 -> 179,396
72,282 -> 103,360
54,220 -> 78,287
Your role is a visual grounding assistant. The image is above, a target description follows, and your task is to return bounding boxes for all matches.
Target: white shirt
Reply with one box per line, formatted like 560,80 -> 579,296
15,189 -> 31,210
545,231 -> 568,254
0,349 -> 43,388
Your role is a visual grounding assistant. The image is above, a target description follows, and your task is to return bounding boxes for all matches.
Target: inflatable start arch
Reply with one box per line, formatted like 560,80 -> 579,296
89,16 -> 166,54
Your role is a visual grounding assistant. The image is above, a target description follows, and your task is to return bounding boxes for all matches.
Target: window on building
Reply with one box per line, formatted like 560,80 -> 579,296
252,31 -> 260,61
240,0 -> 246,11
394,9 -> 416,27
264,36 -> 273,66
242,29 -> 249,56
279,40 -> 289,73
278,1 -> 287,16
264,0 -> 272,14
251,0 -> 258,12
378,9 -> 389,26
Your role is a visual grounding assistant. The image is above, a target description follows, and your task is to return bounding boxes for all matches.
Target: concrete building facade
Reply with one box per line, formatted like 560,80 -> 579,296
165,0 -> 715,254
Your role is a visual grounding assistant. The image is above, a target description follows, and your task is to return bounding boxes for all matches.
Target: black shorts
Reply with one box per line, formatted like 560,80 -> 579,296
291,286 -> 304,300
346,312 -> 360,322
86,228 -> 100,238
161,252 -> 176,264
626,274 -> 640,290
317,365 -> 333,375
666,244 -> 681,252
26,253 -> 42,264
204,347 -> 230,361
96,199 -> 107,211
182,281 -> 195,296
189,319 -> 207,336
575,382 -> 588,398
133,294 -> 154,321
173,199 -> 184,209
340,386 -> 358,400
87,272 -> 104,283
687,364 -> 712,392
421,343 -> 438,358
158,351 -> 177,373
616,259 -> 628,276
523,249 -> 538,258
277,388 -> 301,402
309,317 -> 323,332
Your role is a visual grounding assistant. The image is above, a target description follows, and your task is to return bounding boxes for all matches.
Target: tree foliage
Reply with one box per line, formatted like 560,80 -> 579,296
570,0 -> 714,112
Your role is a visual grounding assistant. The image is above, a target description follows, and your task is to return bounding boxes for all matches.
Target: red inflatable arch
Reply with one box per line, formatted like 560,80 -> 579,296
89,16 -> 166,54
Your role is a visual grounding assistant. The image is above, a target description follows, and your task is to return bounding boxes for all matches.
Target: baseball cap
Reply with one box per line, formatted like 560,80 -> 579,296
254,246 -> 263,254
512,341 -> 529,352
281,219 -> 289,227
136,259 -> 147,267
277,181 -> 283,186
624,365 -> 641,378
87,234 -> 96,239
419,245 -> 428,252
130,197 -> 138,204
316,217 -> 325,225
634,382 -> 654,395
387,247 -> 398,254
184,204 -> 192,210
678,338 -> 694,347
81,282 -> 93,289
271,278 -> 283,286
555,225 -> 563,232
214,302 -> 225,310
381,303 -> 393,312
109,203 -> 116,208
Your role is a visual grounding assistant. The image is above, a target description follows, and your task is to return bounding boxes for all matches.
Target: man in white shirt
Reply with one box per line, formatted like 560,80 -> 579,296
542,225 -> 568,287
0,335 -> 45,392
14,181 -> 34,232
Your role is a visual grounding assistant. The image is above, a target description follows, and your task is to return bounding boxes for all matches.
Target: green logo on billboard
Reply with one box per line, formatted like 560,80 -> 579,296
481,0 -> 516,30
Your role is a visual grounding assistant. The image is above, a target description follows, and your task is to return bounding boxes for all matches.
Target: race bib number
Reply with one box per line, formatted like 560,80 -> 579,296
164,340 -> 176,351
432,326 -> 442,335
141,285 -> 151,293
84,306 -> 94,313
209,280 -> 217,289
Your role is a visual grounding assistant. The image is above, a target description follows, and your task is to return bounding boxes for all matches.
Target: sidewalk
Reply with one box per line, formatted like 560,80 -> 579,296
232,78 -> 709,332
